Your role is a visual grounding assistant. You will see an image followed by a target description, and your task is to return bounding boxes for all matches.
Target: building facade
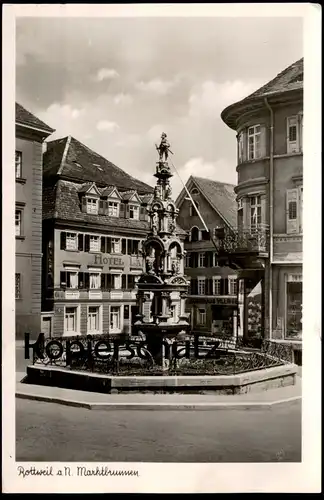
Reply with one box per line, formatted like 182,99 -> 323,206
176,176 -> 239,338
221,58 -> 303,357
15,103 -> 54,340
41,135 -> 156,338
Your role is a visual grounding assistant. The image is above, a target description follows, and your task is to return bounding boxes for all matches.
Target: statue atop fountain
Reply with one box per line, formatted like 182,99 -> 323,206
134,135 -> 190,367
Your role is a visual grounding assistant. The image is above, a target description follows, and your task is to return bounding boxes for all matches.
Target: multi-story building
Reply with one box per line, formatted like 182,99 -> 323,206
15,102 -> 55,340
41,135 -> 154,338
176,176 -> 239,338
221,58 -> 303,359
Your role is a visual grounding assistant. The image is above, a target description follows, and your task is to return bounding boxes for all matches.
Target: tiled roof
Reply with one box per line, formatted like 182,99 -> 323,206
191,176 -> 237,229
43,178 -> 186,235
120,190 -> 137,201
43,179 -> 150,232
16,102 -> 55,134
43,135 -> 154,194
140,194 -> 154,204
221,58 -> 303,128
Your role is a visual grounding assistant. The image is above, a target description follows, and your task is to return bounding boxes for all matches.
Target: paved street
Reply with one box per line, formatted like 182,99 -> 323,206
16,398 -> 301,462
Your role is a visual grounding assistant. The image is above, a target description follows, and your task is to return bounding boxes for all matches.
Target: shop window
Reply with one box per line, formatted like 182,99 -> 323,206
88,306 -> 100,333
110,306 -> 121,332
286,279 -> 302,340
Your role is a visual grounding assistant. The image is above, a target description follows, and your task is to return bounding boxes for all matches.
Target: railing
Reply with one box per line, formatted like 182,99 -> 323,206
31,333 -> 293,376
217,225 -> 270,254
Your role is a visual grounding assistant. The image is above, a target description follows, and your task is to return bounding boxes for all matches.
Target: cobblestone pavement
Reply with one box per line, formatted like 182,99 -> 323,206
16,398 -> 301,462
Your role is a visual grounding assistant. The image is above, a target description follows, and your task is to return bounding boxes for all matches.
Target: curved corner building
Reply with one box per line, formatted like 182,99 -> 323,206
221,58 -> 303,362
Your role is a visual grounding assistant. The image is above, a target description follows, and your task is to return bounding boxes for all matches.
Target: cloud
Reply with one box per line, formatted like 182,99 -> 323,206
135,77 -> 179,96
95,68 -> 119,81
46,103 -> 85,120
188,79 -> 264,118
96,120 -> 120,132
172,157 -> 237,199
113,93 -> 133,106
116,133 -> 141,148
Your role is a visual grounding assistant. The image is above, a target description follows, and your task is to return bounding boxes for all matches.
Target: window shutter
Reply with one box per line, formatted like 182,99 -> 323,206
119,203 -> 125,217
84,234 -> 90,252
84,272 -> 89,289
127,240 -> 132,255
107,274 -> 112,289
82,196 -> 87,213
193,253 -> 198,268
122,238 -> 127,255
101,274 -> 106,289
78,234 -> 84,251
60,271 -> 66,287
224,278 -> 229,295
189,253 -> 193,267
286,117 -> 298,153
261,195 -> 266,226
101,237 -> 106,253
208,278 -> 213,295
99,200 -> 104,214
140,206 -> 146,221
104,201 -> 108,214
60,232 -> 66,250
78,272 -> 84,288
242,130 -> 247,162
220,278 -> 225,296
260,124 -> 267,158
122,275 -> 127,289
106,237 -> 111,254
299,187 -> 303,233
125,203 -> 129,218
286,188 -> 299,234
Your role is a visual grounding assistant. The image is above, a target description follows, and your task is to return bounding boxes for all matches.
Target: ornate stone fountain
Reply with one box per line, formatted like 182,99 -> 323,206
133,134 -> 190,366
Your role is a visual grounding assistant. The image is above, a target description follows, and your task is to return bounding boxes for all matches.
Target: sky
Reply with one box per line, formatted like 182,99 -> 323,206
16,16 -> 303,197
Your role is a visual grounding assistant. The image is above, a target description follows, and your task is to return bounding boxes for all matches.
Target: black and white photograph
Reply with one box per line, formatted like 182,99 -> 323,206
2,3 -> 321,494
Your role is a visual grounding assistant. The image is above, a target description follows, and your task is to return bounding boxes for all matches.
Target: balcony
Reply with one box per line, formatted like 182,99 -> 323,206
217,225 -> 269,257
50,288 -> 138,302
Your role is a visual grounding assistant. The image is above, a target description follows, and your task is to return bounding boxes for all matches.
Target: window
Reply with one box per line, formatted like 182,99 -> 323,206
189,202 -> 199,217
111,238 -> 121,254
89,272 -> 100,289
213,276 -> 221,295
108,201 -> 119,217
15,273 -> 21,299
15,210 -> 22,236
198,252 -> 206,268
213,252 -> 219,267
113,274 -> 122,290
228,276 -> 238,295
238,132 -> 244,163
286,188 -> 302,234
197,308 -> 206,325
15,151 -> 22,179
110,306 -> 121,332
67,271 -> 78,289
190,226 -> 200,242
198,277 -> 206,295
287,115 -> 303,154
89,235 -> 100,252
88,306 -> 100,333
86,198 -> 98,214
286,279 -> 302,340
129,205 -> 139,220
65,306 -> 78,334
250,195 -> 262,230
185,253 -> 191,268
66,232 -> 77,250
248,125 -> 261,160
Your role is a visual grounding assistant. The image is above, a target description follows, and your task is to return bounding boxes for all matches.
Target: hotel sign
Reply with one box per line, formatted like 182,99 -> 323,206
93,254 -> 124,267
188,296 -> 237,306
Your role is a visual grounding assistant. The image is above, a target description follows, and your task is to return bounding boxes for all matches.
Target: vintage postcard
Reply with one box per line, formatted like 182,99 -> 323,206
2,3 -> 321,494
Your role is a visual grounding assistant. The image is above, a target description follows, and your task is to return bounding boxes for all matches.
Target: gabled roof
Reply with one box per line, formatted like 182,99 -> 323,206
140,193 -> 154,205
101,186 -> 121,198
120,190 -> 142,203
221,58 -> 303,129
176,176 -> 237,229
77,182 -> 101,196
43,135 -> 153,194
16,102 -> 55,134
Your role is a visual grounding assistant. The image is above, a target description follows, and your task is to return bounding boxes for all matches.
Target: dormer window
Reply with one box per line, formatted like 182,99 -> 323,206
129,204 -> 139,220
108,201 -> 119,217
87,197 -> 98,214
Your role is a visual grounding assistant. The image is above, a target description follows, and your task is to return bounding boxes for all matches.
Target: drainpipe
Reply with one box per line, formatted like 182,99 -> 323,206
264,97 -> 274,339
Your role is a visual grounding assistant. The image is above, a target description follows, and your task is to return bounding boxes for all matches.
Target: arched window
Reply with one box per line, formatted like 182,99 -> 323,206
191,226 -> 200,242
191,188 -> 199,195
